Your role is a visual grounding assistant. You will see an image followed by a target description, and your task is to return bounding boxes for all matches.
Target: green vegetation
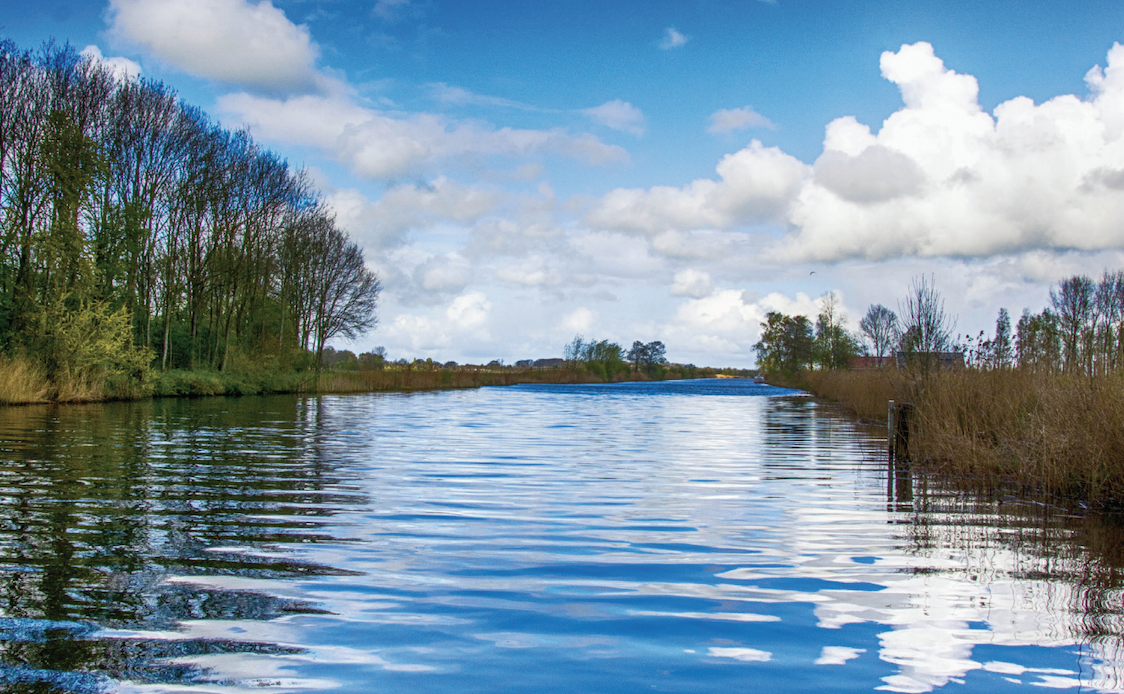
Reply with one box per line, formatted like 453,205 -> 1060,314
754,291 -> 860,377
627,340 -> 668,377
563,335 -> 701,382
564,335 -> 629,381
0,39 -> 379,401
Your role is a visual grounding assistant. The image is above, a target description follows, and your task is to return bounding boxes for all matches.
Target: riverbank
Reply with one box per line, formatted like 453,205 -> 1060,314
793,368 -> 1124,509
0,355 -> 730,404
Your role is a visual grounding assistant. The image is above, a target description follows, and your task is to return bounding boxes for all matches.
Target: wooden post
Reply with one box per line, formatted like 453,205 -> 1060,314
894,402 -> 914,463
887,400 -> 895,463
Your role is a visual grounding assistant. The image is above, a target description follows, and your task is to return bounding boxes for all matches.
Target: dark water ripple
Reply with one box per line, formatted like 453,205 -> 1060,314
0,380 -> 1118,692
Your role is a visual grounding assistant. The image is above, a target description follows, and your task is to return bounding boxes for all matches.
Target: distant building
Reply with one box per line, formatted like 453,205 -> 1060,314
849,356 -> 896,370
443,361 -> 458,369
533,358 -> 565,368
895,351 -> 965,370
515,359 -> 534,367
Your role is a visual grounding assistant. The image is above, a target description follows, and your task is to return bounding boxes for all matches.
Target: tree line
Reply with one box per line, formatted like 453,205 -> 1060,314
754,271 -> 1124,377
754,291 -> 862,374
564,335 -> 668,380
0,39 -> 380,391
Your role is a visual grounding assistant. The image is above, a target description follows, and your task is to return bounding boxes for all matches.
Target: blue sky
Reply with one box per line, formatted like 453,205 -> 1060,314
6,0 -> 1124,366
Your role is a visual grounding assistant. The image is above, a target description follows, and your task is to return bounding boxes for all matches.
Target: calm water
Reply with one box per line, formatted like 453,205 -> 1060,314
0,379 -> 1121,693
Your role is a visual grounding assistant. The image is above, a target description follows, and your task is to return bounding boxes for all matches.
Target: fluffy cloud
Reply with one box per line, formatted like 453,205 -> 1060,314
80,45 -> 142,81
220,92 -> 627,179
414,254 -> 471,294
670,269 -> 715,298
494,256 -> 563,287
587,140 -> 808,233
563,307 -> 596,333
582,100 -> 646,137
468,218 -> 562,258
107,0 -> 322,94
446,291 -> 492,336
783,41 -> 1124,261
592,41 -> 1124,264
660,28 -> 689,50
661,290 -> 823,359
707,106 -> 775,134
570,232 -> 664,278
651,229 -> 733,259
382,291 -> 493,355
326,177 -> 498,250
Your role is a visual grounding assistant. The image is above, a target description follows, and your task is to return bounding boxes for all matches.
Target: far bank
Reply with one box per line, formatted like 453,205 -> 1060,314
0,356 -> 751,405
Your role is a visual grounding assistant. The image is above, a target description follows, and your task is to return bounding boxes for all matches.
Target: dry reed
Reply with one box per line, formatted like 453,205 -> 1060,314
314,367 -> 601,394
802,367 -> 1124,508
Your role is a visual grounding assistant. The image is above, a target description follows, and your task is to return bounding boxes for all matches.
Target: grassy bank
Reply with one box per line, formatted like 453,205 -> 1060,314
0,356 -> 714,404
798,368 -> 1124,508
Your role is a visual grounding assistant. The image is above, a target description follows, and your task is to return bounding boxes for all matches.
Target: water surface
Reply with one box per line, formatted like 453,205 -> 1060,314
0,379 -> 1120,692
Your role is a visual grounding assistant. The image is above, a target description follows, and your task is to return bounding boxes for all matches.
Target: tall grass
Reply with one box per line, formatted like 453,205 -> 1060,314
0,357 -> 50,404
802,368 -> 1124,508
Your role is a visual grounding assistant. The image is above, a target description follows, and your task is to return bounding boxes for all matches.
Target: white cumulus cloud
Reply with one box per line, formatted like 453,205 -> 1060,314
670,269 -> 715,298
587,140 -> 809,233
782,41 -> 1124,261
107,0 -> 323,94
563,307 -> 597,333
660,289 -> 824,361
80,45 -> 142,81
446,292 -> 492,336
591,41 -> 1124,265
495,256 -> 563,287
326,177 -> 498,250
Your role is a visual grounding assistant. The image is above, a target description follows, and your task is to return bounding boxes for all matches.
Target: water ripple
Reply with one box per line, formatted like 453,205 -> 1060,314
0,383 -> 1117,692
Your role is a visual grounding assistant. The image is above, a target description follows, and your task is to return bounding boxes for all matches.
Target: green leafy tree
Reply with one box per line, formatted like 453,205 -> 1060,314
627,340 -> 668,375
565,334 -> 626,381
755,311 -> 814,375
1016,308 -> 1061,373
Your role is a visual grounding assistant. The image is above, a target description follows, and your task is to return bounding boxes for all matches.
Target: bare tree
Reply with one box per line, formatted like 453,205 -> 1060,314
1050,274 -> 1096,374
859,304 -> 899,360
1095,270 -> 1124,374
309,224 -> 381,368
898,275 -> 955,372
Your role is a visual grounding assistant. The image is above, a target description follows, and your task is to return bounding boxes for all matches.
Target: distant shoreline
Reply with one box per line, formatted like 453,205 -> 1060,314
0,362 -> 756,406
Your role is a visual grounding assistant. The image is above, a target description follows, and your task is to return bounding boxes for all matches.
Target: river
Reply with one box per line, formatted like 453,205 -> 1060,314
0,379 -> 1119,692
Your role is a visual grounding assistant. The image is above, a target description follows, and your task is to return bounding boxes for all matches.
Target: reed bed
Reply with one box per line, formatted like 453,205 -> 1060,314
802,368 -> 1124,509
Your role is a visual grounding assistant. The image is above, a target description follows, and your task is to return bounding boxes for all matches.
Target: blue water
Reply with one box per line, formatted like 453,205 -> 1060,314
0,379 -> 1119,693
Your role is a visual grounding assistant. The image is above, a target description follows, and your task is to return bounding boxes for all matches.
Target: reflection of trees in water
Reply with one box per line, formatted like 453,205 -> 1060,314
758,397 -> 816,476
0,395 -> 366,690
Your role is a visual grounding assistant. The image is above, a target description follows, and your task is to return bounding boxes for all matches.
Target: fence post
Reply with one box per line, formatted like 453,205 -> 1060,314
894,402 -> 914,463
887,400 -> 895,463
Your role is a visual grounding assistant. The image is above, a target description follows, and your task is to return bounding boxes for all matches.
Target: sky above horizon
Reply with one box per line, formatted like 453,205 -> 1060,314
5,0 -> 1124,367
